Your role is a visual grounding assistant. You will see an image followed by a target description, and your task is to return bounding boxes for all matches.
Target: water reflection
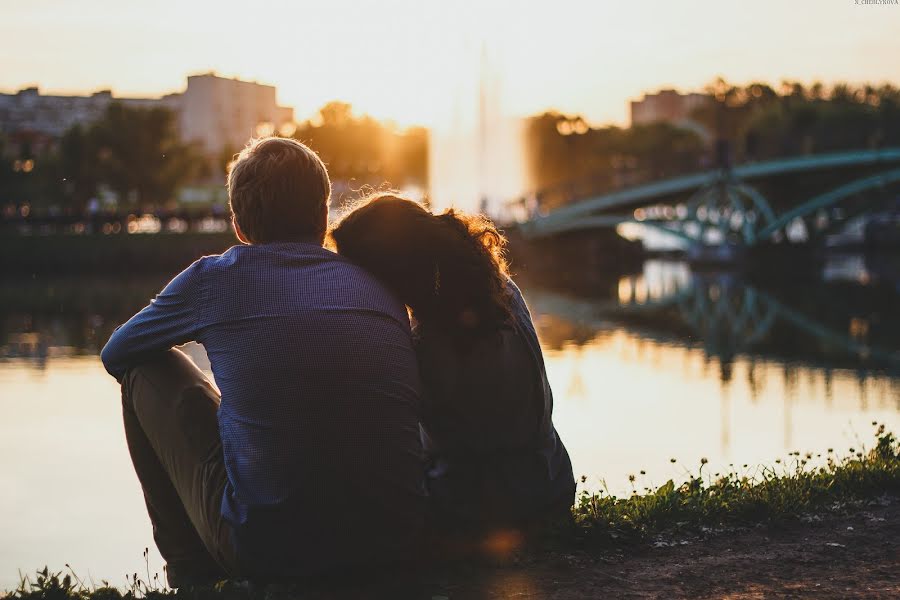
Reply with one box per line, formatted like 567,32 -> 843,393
528,259 -> 900,376
0,275 -> 169,364
518,257 -> 899,491
1,258 -> 899,588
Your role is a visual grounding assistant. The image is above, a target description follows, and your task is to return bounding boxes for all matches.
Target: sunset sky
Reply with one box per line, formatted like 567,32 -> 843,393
2,0 -> 899,127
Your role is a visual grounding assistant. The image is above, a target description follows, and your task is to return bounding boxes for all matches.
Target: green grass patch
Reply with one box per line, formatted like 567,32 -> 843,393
571,422 -> 899,545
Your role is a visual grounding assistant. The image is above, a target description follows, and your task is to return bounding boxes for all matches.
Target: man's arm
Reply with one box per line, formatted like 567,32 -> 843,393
100,260 -> 204,380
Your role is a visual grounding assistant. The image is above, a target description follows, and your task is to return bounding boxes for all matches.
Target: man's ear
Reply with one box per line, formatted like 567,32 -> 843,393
232,216 -> 251,245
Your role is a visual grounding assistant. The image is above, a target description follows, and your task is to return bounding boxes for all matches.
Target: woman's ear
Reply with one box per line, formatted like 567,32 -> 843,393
232,216 -> 251,245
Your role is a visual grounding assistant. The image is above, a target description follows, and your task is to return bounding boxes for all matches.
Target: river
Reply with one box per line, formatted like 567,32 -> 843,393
1,256 -> 898,589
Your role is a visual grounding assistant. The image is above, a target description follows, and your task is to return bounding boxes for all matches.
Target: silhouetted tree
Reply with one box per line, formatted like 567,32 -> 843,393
524,79 -> 900,211
57,125 -> 100,212
524,112 -> 705,209
741,82 -> 900,159
293,102 -> 428,189
91,103 -> 204,208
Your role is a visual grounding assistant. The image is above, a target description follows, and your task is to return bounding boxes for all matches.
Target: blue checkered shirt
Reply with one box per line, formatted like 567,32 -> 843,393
101,242 -> 426,575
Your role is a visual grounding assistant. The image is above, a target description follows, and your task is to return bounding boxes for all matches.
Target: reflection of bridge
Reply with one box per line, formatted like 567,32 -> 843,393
528,274 -> 900,371
520,149 -> 900,248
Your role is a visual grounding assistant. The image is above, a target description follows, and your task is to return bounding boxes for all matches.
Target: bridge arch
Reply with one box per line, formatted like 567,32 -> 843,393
521,148 -> 900,247
755,168 -> 900,243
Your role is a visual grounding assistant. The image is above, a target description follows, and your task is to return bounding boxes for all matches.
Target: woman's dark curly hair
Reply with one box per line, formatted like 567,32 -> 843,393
330,193 -> 511,339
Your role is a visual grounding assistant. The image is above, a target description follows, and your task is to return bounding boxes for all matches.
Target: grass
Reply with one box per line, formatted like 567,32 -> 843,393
3,423 -> 898,599
570,422 -> 900,546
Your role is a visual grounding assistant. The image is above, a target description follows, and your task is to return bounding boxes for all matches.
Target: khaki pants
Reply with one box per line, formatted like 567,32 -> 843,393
121,348 -> 237,586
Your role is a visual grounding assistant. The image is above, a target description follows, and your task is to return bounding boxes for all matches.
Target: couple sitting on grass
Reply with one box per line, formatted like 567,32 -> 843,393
100,137 -> 575,587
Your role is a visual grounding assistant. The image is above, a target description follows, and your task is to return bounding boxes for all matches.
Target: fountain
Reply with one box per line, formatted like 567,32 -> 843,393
427,45 -> 528,219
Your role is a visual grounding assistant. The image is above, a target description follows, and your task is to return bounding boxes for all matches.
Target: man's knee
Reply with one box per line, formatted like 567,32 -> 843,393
121,356 -> 222,478
121,349 -> 212,413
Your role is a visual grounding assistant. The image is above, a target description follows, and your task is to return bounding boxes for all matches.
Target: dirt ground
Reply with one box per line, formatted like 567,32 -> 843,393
303,497 -> 899,599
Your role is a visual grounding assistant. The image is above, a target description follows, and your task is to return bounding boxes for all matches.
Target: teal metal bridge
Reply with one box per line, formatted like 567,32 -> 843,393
519,148 -> 900,246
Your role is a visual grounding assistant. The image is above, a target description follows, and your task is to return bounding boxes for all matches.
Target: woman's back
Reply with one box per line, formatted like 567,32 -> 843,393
417,282 -> 575,527
329,194 -> 576,529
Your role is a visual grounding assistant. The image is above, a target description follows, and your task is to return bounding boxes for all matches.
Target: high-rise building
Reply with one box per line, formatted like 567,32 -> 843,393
0,73 -> 294,155
178,73 -> 294,154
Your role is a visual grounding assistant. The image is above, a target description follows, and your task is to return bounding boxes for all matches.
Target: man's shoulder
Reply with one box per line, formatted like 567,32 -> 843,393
190,244 -> 253,271
189,243 -> 336,273
189,243 -> 403,310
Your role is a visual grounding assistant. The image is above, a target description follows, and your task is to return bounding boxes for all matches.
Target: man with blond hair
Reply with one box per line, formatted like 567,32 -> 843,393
102,137 -> 425,585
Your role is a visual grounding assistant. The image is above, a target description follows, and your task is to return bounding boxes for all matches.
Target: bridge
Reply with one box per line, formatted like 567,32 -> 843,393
518,148 -> 900,249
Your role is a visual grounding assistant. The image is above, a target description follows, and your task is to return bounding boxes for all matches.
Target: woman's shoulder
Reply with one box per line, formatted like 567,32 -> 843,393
415,278 -> 534,361
503,278 -> 536,327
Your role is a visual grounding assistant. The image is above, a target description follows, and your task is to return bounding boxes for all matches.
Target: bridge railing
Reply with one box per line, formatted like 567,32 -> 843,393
508,146 -> 900,222
516,147 -> 900,241
507,161 -> 713,219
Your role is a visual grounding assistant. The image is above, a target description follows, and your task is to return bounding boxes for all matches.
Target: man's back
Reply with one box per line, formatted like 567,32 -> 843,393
103,242 -> 426,576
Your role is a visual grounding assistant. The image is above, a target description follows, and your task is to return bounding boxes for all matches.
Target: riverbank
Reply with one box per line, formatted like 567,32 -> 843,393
5,426 -> 898,599
1,226 -> 645,276
0,232 -> 235,273
8,500 -> 897,599
425,497 -> 900,599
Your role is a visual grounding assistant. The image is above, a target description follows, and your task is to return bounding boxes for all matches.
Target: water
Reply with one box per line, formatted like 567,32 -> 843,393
2,257 -> 899,589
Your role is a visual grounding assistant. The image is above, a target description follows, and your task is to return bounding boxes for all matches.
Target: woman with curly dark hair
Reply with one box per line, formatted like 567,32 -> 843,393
330,193 -> 575,534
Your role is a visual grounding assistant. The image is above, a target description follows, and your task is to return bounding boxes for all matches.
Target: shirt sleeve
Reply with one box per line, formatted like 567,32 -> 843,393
100,259 -> 204,380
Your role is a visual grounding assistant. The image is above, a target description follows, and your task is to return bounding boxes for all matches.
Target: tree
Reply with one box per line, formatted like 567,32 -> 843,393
523,111 -> 706,208
57,124 -> 99,213
742,82 -> 900,158
292,102 -> 429,188
91,103 -> 204,208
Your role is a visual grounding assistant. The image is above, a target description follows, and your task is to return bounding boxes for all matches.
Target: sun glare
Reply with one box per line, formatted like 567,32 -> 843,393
2,0 -> 898,128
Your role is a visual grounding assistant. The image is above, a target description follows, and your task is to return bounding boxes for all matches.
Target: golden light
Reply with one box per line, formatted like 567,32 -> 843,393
254,122 -> 275,138
480,529 -> 525,560
278,122 -> 297,138
618,277 -> 633,304
633,278 -> 648,304
3,1 -> 897,131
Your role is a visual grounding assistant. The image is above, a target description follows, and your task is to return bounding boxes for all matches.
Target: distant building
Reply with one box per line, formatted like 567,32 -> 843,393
178,73 -> 294,154
630,89 -> 711,136
0,73 -> 294,156
0,87 -> 182,140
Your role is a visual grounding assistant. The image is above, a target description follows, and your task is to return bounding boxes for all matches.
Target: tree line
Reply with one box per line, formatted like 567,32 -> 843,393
697,78 -> 900,160
4,79 -> 900,217
524,79 -> 900,210
1,105 -> 202,216
0,101 -> 429,217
